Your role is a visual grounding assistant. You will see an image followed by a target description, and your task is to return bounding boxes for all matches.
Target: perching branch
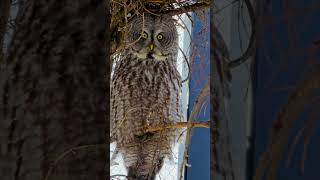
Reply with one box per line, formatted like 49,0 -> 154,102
139,121 -> 210,134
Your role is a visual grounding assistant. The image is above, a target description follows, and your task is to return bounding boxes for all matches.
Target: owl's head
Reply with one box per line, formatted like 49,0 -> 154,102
126,14 -> 178,61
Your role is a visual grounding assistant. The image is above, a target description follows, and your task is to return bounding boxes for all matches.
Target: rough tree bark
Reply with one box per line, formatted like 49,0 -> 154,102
0,0 -> 109,180
211,6 -> 235,180
0,0 -> 11,63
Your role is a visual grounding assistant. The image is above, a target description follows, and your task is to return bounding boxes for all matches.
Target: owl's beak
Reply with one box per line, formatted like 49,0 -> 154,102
149,43 -> 155,51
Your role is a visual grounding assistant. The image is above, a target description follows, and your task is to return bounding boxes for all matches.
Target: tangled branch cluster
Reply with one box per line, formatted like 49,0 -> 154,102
110,0 -> 210,54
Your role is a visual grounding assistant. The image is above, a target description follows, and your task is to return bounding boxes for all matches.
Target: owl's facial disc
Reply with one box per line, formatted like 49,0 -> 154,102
128,14 -> 178,61
133,42 -> 167,61
147,47 -> 167,60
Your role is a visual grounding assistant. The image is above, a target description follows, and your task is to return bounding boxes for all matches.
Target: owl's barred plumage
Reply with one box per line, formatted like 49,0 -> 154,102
111,14 -> 182,179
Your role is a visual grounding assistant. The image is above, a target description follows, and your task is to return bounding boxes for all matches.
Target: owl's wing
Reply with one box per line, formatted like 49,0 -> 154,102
110,86 -> 115,143
110,56 -> 123,143
211,25 -> 235,180
110,67 -> 116,143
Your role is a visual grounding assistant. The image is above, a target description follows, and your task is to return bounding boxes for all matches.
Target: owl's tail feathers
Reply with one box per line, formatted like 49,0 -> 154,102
110,146 -> 120,166
127,167 -> 156,180
127,158 -> 164,180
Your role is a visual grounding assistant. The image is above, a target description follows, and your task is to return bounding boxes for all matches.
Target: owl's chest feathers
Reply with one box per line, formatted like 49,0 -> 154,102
112,56 -> 181,119
114,57 -> 180,93
112,57 -> 181,140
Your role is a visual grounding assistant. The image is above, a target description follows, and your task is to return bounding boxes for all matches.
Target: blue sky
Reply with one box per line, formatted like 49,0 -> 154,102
186,11 -> 210,180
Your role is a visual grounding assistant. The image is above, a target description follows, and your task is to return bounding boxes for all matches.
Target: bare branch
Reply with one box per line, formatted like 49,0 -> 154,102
254,65 -> 320,180
111,0 -> 210,54
139,121 -> 210,133
166,2 -> 210,16
227,0 -> 256,69
179,82 -> 209,180
179,47 -> 190,83
44,144 -> 107,180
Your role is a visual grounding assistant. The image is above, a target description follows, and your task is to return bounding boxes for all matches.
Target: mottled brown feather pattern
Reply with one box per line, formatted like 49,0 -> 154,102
111,14 -> 182,180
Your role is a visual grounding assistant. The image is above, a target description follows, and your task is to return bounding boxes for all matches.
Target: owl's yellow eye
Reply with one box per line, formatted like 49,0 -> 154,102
157,33 -> 163,40
140,31 -> 148,39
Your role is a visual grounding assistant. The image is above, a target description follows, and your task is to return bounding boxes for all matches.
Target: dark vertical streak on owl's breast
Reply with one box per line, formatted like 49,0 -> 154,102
168,68 -> 176,91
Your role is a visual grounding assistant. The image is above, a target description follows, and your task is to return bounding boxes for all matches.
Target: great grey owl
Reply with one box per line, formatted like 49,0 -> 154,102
111,14 -> 182,180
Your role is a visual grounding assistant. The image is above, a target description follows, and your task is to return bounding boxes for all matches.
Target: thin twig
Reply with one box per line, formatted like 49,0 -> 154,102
179,82 -> 209,180
213,0 -> 238,14
110,174 -> 129,180
253,65 -> 320,180
179,47 -> 190,83
228,0 -> 256,69
43,144 -> 107,180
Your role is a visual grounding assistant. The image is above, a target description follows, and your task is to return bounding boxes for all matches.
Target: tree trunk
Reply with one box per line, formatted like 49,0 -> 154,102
211,15 -> 235,180
0,0 -> 109,180
0,0 -> 11,63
